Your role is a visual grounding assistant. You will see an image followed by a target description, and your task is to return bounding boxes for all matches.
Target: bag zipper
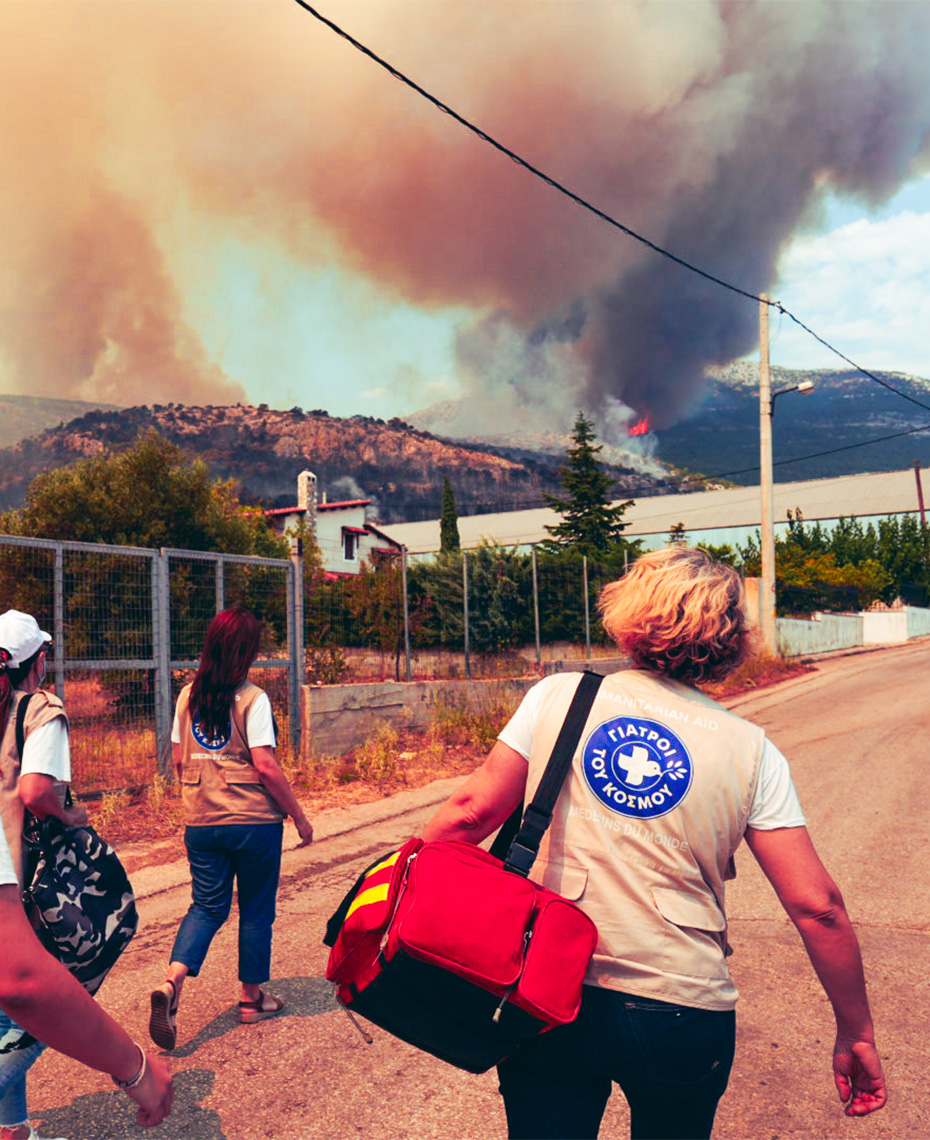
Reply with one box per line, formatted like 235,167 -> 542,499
491,927 -> 532,1024
378,849 -> 416,956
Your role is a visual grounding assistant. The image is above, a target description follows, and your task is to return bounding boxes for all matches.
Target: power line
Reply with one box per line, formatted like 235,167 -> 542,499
772,305 -> 930,414
634,421 -> 930,494
291,3 -> 930,417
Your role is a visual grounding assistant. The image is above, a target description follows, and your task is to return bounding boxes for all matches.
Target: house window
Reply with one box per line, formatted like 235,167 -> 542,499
343,530 -> 358,561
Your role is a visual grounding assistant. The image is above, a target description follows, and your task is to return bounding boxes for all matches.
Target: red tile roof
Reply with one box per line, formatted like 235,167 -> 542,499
318,499 -> 371,511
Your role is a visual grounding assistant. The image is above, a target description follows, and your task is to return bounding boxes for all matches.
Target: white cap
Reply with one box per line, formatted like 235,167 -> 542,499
0,610 -> 52,668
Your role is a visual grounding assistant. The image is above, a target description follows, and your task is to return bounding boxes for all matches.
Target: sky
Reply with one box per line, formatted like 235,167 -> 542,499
2,0 -> 930,444
769,176 -> 930,377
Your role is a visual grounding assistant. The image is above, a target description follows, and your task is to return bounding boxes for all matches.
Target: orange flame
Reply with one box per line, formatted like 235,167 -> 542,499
629,417 -> 649,436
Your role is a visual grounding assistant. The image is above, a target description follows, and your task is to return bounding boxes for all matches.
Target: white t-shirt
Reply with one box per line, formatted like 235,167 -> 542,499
171,688 -> 276,749
498,674 -> 806,831
0,823 -> 16,887
21,717 -> 71,782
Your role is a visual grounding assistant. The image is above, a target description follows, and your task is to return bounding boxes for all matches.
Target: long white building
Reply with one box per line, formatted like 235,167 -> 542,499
378,467 -> 929,554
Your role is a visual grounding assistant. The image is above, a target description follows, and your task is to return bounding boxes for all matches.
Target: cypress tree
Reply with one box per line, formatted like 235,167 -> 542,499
440,476 -> 461,553
543,411 -> 633,557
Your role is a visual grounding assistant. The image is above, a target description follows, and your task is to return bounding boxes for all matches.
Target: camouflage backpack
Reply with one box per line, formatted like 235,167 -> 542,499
18,695 -> 138,997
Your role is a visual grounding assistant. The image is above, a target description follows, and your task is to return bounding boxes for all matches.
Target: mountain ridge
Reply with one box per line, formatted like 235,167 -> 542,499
0,403 -> 661,524
407,363 -> 930,484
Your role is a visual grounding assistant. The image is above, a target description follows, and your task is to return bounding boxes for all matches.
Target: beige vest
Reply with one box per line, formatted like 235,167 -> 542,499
177,682 -> 284,827
526,669 -> 763,1011
0,689 -> 69,887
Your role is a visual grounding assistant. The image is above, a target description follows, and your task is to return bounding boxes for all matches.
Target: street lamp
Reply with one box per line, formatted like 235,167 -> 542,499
771,380 -> 814,413
759,297 -> 813,655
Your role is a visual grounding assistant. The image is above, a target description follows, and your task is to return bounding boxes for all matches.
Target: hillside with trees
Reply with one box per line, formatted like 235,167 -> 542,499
0,403 -> 660,524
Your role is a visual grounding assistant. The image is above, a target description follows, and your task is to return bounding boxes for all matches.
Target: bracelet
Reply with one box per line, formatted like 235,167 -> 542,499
112,1042 -> 147,1090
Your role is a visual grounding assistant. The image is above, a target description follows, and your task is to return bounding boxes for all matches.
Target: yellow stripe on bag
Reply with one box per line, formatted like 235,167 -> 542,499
345,882 -> 390,920
368,850 -> 401,878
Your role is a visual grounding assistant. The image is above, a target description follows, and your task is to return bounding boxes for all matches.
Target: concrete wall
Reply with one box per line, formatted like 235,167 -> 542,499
907,606 -> 930,638
861,611 -> 908,645
778,606 -> 930,655
300,656 -> 629,759
777,613 -> 864,657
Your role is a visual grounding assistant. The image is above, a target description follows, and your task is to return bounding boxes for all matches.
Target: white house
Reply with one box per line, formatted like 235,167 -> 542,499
264,470 -> 403,576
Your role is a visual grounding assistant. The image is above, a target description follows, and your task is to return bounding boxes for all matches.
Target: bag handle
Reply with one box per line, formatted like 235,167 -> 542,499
502,670 -> 603,877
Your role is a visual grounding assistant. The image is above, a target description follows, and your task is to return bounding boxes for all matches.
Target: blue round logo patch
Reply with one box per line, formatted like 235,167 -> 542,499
191,717 -> 231,752
582,716 -> 692,819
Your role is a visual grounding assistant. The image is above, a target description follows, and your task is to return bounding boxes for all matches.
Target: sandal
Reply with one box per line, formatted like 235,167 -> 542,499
149,979 -> 179,1051
238,989 -> 286,1024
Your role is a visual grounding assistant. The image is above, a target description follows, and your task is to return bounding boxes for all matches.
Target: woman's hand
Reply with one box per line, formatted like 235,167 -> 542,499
64,801 -> 89,828
834,1035 -> 887,1116
293,813 -> 314,848
124,1051 -> 174,1127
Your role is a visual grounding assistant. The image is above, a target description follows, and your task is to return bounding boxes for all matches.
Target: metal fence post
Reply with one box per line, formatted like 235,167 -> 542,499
53,543 -> 66,703
531,546 -> 541,669
152,550 -> 172,775
401,548 -> 412,682
463,552 -> 471,679
583,555 -> 591,660
215,556 -> 225,612
288,541 -> 303,757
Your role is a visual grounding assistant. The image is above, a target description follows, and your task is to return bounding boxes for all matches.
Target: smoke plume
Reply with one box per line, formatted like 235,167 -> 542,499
2,0 -> 929,427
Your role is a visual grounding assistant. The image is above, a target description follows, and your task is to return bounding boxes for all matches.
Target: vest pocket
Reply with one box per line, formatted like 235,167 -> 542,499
651,887 -> 726,932
530,859 -> 588,901
180,768 -> 201,785
224,769 -> 262,785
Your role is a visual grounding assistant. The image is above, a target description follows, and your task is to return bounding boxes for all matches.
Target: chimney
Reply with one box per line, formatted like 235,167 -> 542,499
297,470 -> 317,532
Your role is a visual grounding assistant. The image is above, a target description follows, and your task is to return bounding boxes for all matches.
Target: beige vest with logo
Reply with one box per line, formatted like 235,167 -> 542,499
0,689 -> 69,887
525,669 -> 763,1011
177,682 -> 285,827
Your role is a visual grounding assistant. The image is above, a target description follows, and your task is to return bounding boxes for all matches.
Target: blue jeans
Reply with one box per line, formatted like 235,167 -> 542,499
171,823 -> 283,984
497,986 -> 736,1140
0,1012 -> 46,1126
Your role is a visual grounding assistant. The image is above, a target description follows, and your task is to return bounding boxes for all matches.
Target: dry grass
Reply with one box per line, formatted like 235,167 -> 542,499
89,698 -> 511,853
92,788 -> 131,830
72,727 -> 159,793
700,651 -> 811,699
80,658 -> 807,858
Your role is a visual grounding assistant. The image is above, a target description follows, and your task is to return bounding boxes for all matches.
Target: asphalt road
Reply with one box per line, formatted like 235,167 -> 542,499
25,641 -> 930,1140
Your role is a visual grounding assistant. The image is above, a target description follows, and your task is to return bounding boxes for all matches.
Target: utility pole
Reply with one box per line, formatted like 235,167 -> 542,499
914,459 -> 926,526
759,295 -> 777,654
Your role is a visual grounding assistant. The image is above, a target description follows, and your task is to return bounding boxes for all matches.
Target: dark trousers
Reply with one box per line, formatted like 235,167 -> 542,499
497,986 -> 735,1140
171,822 -> 283,984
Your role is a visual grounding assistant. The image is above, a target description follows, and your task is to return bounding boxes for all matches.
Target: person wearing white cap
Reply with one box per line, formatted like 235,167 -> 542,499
0,610 -> 173,1138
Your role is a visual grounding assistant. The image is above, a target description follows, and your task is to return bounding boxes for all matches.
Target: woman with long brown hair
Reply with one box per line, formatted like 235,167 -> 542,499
149,606 -> 313,1052
0,609 -> 172,1137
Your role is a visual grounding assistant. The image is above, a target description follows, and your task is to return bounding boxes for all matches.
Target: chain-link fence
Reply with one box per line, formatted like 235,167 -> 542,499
0,536 -> 297,795
302,547 -> 630,684
0,532 -> 629,792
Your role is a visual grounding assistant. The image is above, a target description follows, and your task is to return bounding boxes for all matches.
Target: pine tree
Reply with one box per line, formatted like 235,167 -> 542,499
543,411 -> 633,557
439,476 -> 461,553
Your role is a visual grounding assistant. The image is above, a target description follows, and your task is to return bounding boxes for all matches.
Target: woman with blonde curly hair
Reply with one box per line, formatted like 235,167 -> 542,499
422,546 -> 885,1139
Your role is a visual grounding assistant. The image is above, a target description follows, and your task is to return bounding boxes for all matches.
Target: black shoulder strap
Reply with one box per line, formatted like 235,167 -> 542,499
15,693 -> 33,758
502,670 -> 603,877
